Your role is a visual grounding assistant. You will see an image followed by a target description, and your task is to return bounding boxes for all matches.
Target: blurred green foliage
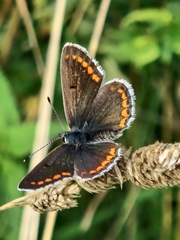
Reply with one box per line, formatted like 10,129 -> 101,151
0,1 -> 180,240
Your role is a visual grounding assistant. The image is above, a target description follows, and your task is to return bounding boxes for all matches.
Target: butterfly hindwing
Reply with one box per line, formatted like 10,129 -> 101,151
74,142 -> 122,179
18,144 -> 75,191
85,79 -> 136,140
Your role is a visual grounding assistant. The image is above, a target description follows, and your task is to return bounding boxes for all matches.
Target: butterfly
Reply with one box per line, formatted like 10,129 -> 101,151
18,43 -> 135,191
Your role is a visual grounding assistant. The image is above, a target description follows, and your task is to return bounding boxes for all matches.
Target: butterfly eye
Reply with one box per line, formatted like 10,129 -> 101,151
62,133 -> 69,143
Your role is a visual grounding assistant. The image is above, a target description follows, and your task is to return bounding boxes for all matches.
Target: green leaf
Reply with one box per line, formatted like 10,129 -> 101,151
122,8 -> 172,27
0,156 -> 23,240
101,35 -> 160,67
8,122 -> 35,157
0,70 -> 20,128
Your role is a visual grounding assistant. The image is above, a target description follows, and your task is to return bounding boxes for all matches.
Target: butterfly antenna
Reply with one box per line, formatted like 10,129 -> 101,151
23,135 -> 63,162
47,97 -> 65,131
24,97 -> 65,162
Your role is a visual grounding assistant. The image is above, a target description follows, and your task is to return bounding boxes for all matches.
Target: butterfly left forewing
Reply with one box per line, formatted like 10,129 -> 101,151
61,43 -> 104,129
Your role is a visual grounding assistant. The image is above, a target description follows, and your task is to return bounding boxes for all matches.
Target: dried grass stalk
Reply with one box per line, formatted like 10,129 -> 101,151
0,181 -> 80,212
127,141 -> 180,188
2,142 -> 180,212
30,181 -> 81,212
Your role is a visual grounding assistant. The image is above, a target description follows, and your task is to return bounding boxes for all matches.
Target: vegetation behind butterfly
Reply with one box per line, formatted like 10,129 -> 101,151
0,1 -> 180,240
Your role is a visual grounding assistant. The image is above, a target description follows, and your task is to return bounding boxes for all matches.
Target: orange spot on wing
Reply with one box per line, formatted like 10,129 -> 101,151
121,108 -> 130,118
122,99 -> 129,108
104,147 -> 116,162
117,88 -> 124,94
78,56 -> 83,63
89,169 -> 97,174
96,166 -> 103,171
53,174 -> 61,180
45,178 -> 52,182
119,118 -> 127,128
87,66 -> 93,74
31,181 -> 36,185
62,172 -> 71,176
38,180 -> 44,185
65,54 -> 69,59
106,155 -> 114,161
101,160 -> 110,166
121,92 -> 127,100
92,74 -> 100,82
109,147 -> 116,156
82,61 -> 88,68
72,55 -> 77,60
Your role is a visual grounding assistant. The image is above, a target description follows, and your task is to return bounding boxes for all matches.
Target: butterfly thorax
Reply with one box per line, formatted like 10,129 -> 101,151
62,130 -> 93,145
62,128 -> 123,145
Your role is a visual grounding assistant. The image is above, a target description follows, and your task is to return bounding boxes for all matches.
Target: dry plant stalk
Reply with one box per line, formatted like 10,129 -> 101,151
0,180 -> 80,212
30,181 -> 81,212
1,141 -> 180,212
127,141 -> 180,188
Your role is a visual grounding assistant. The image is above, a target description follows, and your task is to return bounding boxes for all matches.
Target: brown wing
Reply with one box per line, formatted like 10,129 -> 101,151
61,43 -> 104,129
74,142 -> 122,179
86,79 -> 136,140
